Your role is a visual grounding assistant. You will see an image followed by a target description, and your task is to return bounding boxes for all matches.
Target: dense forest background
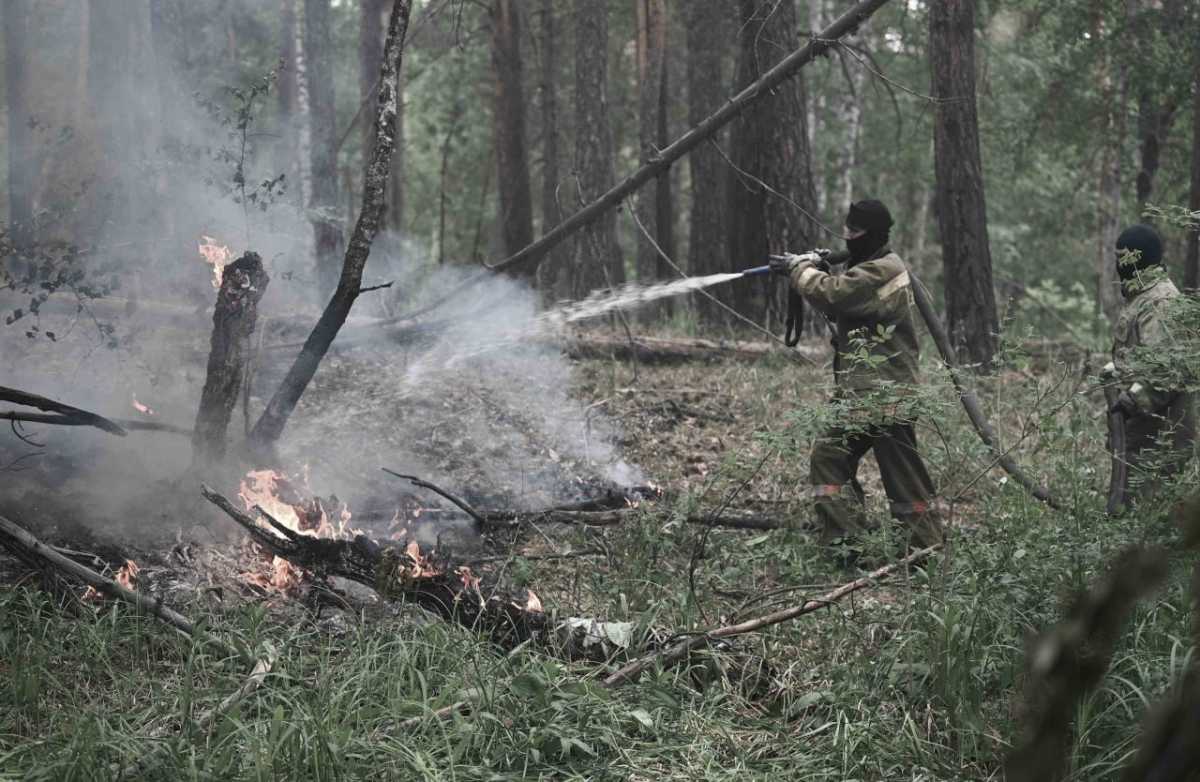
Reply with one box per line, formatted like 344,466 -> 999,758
3,0 -> 1198,351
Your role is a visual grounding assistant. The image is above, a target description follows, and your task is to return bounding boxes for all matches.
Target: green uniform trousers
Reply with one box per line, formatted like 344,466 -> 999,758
809,421 -> 943,549
1121,393 -> 1195,503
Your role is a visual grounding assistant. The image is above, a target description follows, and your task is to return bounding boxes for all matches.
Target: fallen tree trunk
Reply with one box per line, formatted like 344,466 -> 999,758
908,273 -> 1060,509
249,0 -> 412,452
558,333 -> 821,365
192,252 -> 269,464
383,472 -> 800,531
0,385 -> 127,436
0,411 -> 190,435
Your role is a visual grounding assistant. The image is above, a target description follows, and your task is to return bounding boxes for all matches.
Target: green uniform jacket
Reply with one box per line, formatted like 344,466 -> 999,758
1112,267 -> 1189,413
788,249 -> 920,393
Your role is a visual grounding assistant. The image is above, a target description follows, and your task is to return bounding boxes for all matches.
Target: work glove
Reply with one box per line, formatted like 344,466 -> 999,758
1108,389 -> 1138,417
769,251 -> 826,276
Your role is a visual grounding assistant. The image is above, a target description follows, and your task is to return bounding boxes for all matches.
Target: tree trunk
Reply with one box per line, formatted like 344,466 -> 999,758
1133,0 -> 1186,211
478,0 -> 893,281
389,68 -> 406,233
536,0 -> 568,301
293,0 -> 313,213
491,0 -> 535,278
683,0 -> 731,326
1095,5 -> 1131,324
807,0 -> 827,215
4,0 -> 34,245
634,0 -> 672,318
360,0 -> 386,186
1186,27 -> 1200,292
571,0 -> 623,297
727,0 -> 819,328
250,0 -> 412,452
929,0 -> 999,369
192,253 -> 269,465
833,49 -> 866,211
305,0 -> 344,297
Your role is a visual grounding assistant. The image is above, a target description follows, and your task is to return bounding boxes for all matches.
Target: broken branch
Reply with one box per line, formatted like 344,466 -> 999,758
381,468 -> 487,527
0,385 -> 126,435
0,513 -> 245,663
601,545 -> 939,688
909,274 -> 1059,509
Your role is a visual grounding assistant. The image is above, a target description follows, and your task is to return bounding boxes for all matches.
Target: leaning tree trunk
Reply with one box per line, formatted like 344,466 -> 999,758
683,0 -> 731,326
4,0 -> 33,246
249,0 -> 412,453
192,253 -> 269,465
929,0 -> 999,369
305,0 -> 344,298
727,0 -> 819,329
360,0 -> 386,187
570,0 -> 623,298
634,0 -> 672,320
491,0 -> 535,278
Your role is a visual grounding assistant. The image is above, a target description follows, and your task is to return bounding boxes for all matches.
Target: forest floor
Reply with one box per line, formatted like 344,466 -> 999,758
1,333 -> 1195,781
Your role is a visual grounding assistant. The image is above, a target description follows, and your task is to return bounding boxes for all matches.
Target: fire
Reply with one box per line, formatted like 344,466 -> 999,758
456,565 -> 481,592
405,540 -> 442,578
237,468 -> 357,594
198,235 -> 232,288
115,559 -> 140,590
525,589 -> 543,613
131,394 -> 155,416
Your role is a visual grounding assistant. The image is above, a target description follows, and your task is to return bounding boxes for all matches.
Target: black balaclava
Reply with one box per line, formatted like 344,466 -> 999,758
845,199 -> 894,265
1115,223 -> 1164,281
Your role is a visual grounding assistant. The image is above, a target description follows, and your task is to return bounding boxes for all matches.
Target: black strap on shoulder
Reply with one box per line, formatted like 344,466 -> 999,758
785,289 -> 803,347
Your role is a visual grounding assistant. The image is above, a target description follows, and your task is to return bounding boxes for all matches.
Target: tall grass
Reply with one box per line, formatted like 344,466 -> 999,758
2,351 -> 1197,780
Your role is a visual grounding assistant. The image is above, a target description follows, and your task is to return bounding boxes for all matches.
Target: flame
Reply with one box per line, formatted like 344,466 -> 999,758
524,589 -> 543,613
131,394 -> 155,416
115,559 -> 140,590
404,540 -> 442,578
198,235 -> 232,288
237,468 -> 355,594
82,586 -> 101,601
456,565 -> 481,592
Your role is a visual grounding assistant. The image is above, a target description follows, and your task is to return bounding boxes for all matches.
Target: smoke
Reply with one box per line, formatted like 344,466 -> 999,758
0,1 -> 642,543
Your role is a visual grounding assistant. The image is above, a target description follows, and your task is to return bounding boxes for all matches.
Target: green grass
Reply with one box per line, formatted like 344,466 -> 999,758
2,349 -> 1197,780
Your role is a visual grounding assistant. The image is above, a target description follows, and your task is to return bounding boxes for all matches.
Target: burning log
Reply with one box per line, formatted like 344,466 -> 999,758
202,485 -> 553,648
0,385 -> 127,435
192,251 -> 269,464
205,484 -> 656,662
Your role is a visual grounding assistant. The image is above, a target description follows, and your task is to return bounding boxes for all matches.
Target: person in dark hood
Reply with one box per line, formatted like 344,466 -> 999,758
769,200 -> 943,561
1104,223 -> 1195,506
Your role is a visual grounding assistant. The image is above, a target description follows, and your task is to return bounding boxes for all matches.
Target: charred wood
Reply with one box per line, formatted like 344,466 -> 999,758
0,385 -> 127,436
192,251 -> 269,464
559,334 -> 821,365
0,411 -> 190,436
0,513 -> 245,662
